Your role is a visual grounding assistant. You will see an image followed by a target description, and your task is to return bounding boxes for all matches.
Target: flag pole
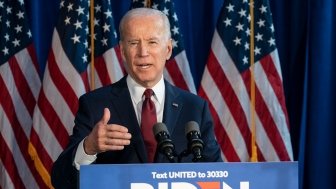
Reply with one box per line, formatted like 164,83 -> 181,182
90,0 -> 95,90
249,0 -> 258,162
145,0 -> 152,7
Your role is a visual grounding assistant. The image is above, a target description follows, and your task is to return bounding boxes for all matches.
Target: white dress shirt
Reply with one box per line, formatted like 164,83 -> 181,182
73,75 -> 165,170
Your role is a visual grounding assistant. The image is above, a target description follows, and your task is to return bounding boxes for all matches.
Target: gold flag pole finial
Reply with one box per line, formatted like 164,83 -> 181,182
249,0 -> 258,162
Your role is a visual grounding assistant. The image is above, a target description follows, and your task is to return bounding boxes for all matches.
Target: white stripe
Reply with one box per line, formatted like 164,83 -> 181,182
163,68 -> 173,84
94,68 -> 103,89
201,67 -> 249,161
0,106 -> 38,189
32,106 -> 64,162
0,160 -> 15,189
255,54 -> 293,160
270,50 -> 283,81
15,48 -> 41,99
52,30 -> 86,98
0,64 -> 32,137
103,48 -> 124,83
41,67 -> 74,135
173,51 -> 196,93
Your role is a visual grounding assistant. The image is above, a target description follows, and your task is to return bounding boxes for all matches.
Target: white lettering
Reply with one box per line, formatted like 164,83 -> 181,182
240,181 -> 249,189
168,171 -> 197,178
171,182 -> 198,189
130,183 -> 153,189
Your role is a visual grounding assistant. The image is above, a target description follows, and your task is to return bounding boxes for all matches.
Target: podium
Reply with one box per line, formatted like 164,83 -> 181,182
80,162 -> 298,189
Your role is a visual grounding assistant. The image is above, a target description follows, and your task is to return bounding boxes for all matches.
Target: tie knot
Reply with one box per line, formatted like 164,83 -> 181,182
143,89 -> 154,99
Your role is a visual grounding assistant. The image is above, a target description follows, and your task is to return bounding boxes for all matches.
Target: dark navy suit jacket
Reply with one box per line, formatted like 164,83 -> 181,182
51,76 -> 222,189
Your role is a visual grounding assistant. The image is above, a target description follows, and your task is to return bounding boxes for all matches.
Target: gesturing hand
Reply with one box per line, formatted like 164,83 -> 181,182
84,108 -> 132,155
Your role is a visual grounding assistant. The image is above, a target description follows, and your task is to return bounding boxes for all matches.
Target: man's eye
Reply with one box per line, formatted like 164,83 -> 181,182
149,41 -> 158,45
128,41 -> 138,46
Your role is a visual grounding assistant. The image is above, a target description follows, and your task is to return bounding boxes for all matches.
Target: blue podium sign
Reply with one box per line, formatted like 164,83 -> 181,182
80,162 -> 298,189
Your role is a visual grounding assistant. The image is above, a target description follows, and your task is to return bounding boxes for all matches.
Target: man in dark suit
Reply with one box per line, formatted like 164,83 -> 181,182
51,7 -> 222,189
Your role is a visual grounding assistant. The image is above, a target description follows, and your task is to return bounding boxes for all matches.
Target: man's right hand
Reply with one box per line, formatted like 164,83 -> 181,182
83,108 -> 132,155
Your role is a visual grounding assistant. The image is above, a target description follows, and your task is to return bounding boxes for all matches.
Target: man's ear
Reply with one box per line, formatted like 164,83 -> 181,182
119,41 -> 126,62
166,38 -> 173,60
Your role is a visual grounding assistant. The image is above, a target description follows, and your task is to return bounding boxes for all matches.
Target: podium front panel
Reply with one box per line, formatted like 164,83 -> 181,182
80,162 -> 298,189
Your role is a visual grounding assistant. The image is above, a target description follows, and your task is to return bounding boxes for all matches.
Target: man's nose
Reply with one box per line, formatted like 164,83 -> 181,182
138,43 -> 149,56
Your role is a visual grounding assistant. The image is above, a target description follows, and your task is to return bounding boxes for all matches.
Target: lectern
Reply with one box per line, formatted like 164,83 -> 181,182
80,162 -> 298,189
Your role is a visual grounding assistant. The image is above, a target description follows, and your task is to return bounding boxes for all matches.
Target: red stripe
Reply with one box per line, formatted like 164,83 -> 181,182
165,58 -> 190,91
0,135 -> 25,189
27,44 -> 40,74
7,56 -> 36,116
114,46 -> 126,75
0,76 -> 46,188
206,50 -> 252,156
95,56 -> 112,86
80,69 -> 90,92
198,87 -> 241,161
37,90 -> 69,149
241,68 -> 291,161
29,128 -> 54,173
260,55 -> 290,127
48,50 -> 79,115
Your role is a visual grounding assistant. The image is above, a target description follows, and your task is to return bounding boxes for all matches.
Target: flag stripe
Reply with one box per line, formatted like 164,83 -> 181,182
8,56 -> 36,116
48,51 -> 79,116
95,57 -> 112,86
0,135 -> 25,189
0,159 -> 15,189
199,65 -> 250,161
51,30 -> 88,99
17,45 -> 41,98
37,89 -> 69,151
29,128 -> 55,172
260,54 -> 290,126
0,81 -> 41,188
198,86 -> 241,161
207,47 -> 252,160
103,47 -> 125,83
165,58 -> 189,91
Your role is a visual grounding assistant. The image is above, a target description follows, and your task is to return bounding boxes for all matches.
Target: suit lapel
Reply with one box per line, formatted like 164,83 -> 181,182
162,81 -> 183,136
109,77 -> 147,162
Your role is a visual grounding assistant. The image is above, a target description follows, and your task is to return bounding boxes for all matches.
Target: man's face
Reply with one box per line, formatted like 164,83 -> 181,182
120,15 -> 172,88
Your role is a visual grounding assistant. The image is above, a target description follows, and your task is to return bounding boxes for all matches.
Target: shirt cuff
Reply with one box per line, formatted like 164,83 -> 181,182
73,138 -> 97,170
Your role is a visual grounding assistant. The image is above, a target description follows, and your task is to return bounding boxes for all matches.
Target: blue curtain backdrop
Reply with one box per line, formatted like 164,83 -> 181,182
24,0 -> 335,188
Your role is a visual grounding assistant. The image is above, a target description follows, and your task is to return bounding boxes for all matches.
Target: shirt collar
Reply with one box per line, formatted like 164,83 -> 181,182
126,75 -> 165,105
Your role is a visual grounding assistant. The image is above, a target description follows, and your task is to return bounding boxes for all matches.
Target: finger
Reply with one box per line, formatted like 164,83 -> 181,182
105,138 -> 131,146
106,124 -> 129,133
101,108 -> 110,125
106,131 -> 132,140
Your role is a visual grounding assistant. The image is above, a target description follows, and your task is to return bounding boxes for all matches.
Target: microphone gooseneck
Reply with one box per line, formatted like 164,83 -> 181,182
185,121 -> 204,162
152,123 -> 176,162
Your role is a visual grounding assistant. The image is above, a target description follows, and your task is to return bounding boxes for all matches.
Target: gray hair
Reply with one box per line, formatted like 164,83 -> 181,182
119,8 -> 171,41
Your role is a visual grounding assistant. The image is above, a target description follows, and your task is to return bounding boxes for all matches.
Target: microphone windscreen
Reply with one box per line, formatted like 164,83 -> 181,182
185,121 -> 200,135
153,122 -> 169,136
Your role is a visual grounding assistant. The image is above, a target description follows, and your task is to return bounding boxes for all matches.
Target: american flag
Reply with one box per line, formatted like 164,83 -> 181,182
131,0 -> 196,93
199,0 -> 293,161
0,0 -> 42,188
29,0 -> 124,187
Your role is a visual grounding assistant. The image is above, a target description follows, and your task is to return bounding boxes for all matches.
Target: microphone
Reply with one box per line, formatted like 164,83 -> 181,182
153,123 -> 176,162
185,121 -> 204,162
